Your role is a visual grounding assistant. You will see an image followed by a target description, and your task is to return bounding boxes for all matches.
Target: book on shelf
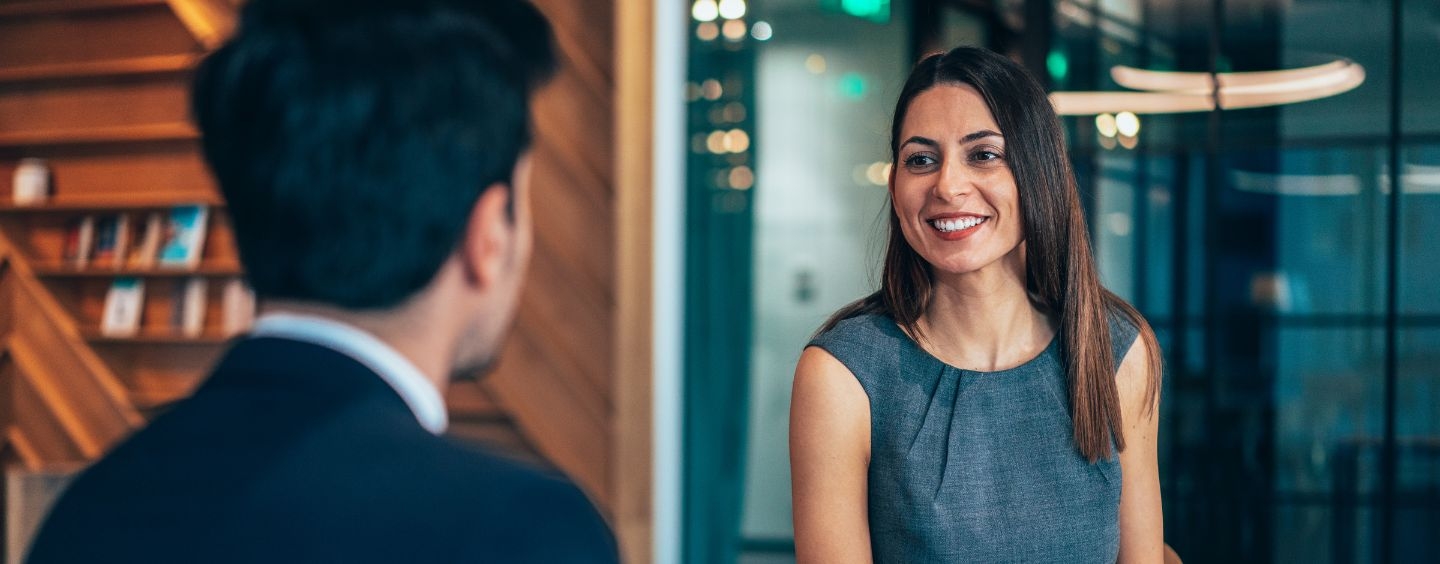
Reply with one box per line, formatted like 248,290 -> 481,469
100,277 -> 145,337
62,215 -> 95,268
89,214 -> 131,270
127,212 -> 164,269
171,277 -> 208,337
157,205 -> 209,269
221,278 -> 256,336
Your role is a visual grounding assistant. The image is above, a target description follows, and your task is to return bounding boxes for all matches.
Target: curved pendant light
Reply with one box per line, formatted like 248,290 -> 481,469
1049,58 -> 1365,116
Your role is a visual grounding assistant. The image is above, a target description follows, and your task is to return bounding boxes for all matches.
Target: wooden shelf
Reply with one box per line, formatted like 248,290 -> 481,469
0,0 -> 168,18
0,54 -> 198,84
0,123 -> 198,149
82,329 -> 233,345
0,197 -> 224,213
31,262 -> 242,278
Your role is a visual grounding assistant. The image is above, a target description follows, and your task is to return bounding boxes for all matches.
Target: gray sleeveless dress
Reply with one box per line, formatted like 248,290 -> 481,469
808,311 -> 1139,563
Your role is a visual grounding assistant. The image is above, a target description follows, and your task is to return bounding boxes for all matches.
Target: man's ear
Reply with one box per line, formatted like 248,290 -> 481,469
459,183 -> 514,289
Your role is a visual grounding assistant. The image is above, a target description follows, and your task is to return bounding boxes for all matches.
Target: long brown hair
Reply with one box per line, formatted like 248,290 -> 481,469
821,46 -> 1160,462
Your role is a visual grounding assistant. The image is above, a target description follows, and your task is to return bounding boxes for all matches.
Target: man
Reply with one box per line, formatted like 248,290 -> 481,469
26,0 -> 617,562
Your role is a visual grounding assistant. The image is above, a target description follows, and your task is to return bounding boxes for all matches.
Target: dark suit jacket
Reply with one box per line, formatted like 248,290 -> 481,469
26,337 -> 618,563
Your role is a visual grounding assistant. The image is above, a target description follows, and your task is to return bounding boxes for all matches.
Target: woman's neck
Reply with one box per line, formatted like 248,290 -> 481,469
917,257 -> 1056,372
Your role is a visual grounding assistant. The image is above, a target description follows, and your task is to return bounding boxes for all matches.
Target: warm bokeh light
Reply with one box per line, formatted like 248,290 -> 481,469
702,79 -> 723,100
722,19 -> 747,41
691,0 -> 719,22
729,165 -> 755,190
721,102 -> 747,122
864,162 -> 889,186
723,129 -> 750,153
1095,113 -> 1118,138
1116,111 -> 1141,137
718,0 -> 746,20
706,130 -> 727,154
804,54 -> 826,74
696,21 -> 719,41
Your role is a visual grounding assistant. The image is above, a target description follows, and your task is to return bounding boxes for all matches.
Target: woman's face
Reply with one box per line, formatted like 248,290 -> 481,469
891,83 -> 1025,279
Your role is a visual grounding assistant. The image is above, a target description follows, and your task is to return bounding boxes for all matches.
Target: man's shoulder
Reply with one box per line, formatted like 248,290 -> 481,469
405,438 -> 619,562
413,437 -> 594,512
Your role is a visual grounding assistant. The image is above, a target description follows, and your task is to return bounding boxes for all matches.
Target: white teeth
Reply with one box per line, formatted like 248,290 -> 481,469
932,217 -> 987,232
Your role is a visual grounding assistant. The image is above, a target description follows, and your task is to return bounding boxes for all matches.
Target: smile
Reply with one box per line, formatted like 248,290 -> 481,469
929,216 -> 989,233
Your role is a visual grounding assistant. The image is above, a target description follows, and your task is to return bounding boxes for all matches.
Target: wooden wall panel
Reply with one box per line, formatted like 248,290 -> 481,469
0,5 -> 198,67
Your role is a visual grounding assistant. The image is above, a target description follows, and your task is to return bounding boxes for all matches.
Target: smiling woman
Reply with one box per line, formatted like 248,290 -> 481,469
790,46 -> 1165,564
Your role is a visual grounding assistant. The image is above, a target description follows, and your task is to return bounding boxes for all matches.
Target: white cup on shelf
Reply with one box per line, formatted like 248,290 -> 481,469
13,158 -> 53,206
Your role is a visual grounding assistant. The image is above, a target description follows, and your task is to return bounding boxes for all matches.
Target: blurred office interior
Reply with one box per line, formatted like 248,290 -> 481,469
0,0 -> 1436,563
682,0 -> 1438,563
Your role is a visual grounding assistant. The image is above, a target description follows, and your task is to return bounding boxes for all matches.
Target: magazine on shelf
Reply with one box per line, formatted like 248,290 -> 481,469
221,278 -> 256,336
100,277 -> 145,337
171,277 -> 208,337
62,215 -> 95,268
127,212 -> 164,269
157,205 -> 209,269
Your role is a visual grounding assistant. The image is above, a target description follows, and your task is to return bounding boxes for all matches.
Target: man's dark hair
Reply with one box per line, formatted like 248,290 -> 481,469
193,0 -> 556,309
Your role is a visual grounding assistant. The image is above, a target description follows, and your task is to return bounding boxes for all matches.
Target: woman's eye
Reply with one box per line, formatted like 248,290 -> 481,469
904,154 -> 937,168
971,150 -> 1003,162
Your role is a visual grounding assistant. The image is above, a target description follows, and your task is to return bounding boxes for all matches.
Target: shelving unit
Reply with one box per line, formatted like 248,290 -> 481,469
0,0 -> 250,490
82,329 -> 234,345
30,263 -> 242,278
0,198 -> 225,214
0,0 -> 168,18
4,203 -> 249,344
0,123 -> 199,150
0,54 -> 198,84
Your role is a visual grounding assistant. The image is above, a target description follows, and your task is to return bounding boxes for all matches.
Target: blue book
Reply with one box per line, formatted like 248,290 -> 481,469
157,205 -> 209,269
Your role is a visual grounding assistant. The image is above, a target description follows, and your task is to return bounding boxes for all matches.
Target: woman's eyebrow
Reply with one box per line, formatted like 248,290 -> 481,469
901,136 -> 940,150
961,129 -> 1003,143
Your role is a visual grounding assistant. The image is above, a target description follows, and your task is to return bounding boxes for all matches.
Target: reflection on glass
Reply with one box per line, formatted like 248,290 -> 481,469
739,0 -> 910,548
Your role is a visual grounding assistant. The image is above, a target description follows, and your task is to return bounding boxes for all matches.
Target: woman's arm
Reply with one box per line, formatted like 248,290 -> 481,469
790,346 -> 873,564
1116,338 -> 1165,563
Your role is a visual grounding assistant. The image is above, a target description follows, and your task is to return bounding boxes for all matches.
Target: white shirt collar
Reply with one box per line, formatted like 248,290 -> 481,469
250,312 -> 449,435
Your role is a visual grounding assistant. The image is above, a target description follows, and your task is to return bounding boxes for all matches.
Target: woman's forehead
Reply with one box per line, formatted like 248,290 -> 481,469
901,84 -> 1003,139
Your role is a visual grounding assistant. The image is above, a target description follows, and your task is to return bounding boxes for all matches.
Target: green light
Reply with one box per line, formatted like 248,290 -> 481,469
839,72 -> 867,100
1047,50 -> 1069,82
820,0 -> 890,23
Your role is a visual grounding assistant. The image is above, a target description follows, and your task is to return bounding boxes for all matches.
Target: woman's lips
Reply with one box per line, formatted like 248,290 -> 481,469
927,215 -> 989,241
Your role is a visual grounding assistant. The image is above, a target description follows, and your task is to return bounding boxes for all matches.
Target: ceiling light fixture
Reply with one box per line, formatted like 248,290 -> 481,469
1050,58 -> 1365,116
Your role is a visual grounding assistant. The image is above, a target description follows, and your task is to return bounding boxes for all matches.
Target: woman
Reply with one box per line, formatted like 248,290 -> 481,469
790,47 -> 1165,563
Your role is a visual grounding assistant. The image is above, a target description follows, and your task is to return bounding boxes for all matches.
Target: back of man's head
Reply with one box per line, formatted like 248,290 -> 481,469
193,0 -> 556,310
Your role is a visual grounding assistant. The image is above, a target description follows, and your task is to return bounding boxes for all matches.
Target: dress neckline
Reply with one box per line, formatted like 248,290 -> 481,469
886,315 -> 1061,376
